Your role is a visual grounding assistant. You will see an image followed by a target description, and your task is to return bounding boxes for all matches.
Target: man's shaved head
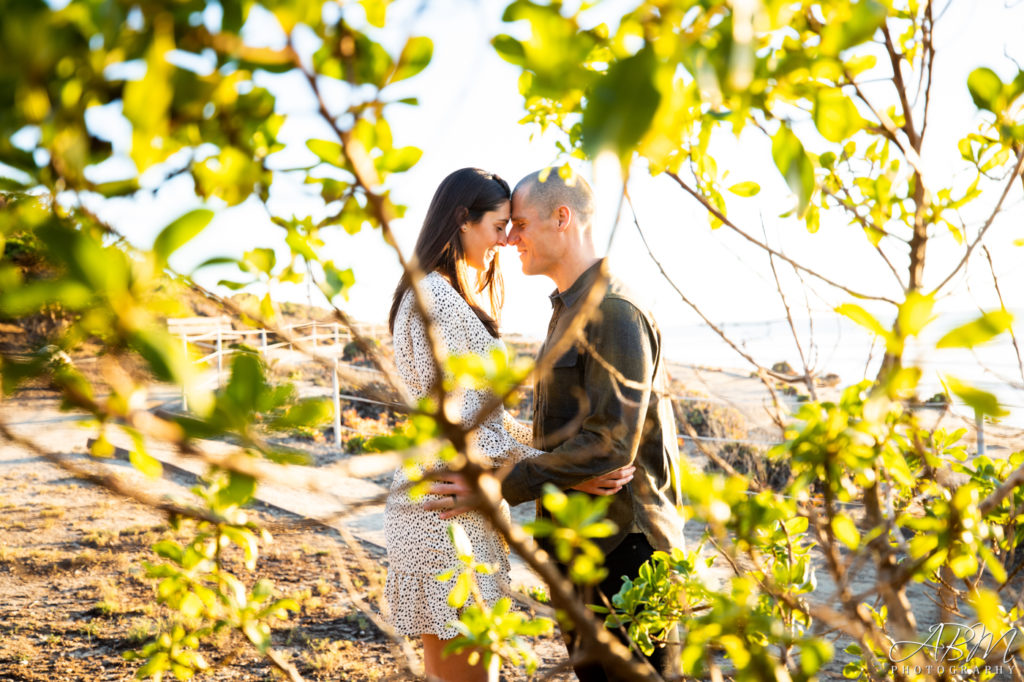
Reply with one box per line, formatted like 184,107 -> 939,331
513,168 -> 595,230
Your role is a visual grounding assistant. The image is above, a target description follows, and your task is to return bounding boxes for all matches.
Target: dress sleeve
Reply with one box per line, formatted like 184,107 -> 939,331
502,411 -> 534,447
415,276 -> 544,467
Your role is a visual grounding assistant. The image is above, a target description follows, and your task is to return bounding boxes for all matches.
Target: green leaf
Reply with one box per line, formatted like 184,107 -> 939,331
322,263 -> 356,298
728,181 -> 760,197
948,551 -> 978,579
360,0 -> 387,27
896,291 -> 935,337
447,522 -> 474,561
972,588 -> 1005,635
581,47 -> 661,162
307,139 -> 344,167
179,592 -> 203,618
219,472 -> 256,507
492,35 -> 525,64
379,146 -> 422,173
936,310 -> 1013,348
153,209 -> 214,266
835,303 -> 888,338
242,248 -> 276,276
131,328 -> 189,384
944,376 -> 1008,419
447,572 -> 471,608
90,434 -> 115,458
130,447 -> 163,480
968,67 -> 1003,112
820,0 -> 886,56
771,125 -> 815,216
243,621 -> 270,652
814,88 -> 865,143
831,513 -> 861,549
274,398 -> 333,429
390,36 -> 433,83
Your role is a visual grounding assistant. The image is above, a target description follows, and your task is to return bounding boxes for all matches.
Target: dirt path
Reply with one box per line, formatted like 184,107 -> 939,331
0,395 -> 572,681
4,383 -> 1022,681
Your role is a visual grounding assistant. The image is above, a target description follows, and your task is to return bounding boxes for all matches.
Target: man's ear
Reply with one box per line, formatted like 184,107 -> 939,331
554,205 -> 572,231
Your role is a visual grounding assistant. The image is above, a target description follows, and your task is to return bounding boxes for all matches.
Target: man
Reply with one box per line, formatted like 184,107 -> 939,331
430,168 -> 684,680
504,169 -> 684,680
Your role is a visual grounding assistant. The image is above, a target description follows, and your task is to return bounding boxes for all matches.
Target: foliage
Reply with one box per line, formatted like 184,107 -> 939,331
492,4 -> 1024,676
437,523 -> 554,675
0,0 -> 433,675
124,469 -> 299,680
3,0 -> 1024,680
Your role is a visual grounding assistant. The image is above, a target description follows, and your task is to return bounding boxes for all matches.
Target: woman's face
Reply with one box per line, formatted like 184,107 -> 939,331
459,200 -> 510,271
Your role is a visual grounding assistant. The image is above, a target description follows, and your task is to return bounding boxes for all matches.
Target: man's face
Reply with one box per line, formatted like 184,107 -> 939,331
508,189 -> 559,277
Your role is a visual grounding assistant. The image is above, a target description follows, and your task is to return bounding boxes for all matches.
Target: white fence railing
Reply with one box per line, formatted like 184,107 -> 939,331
175,321 -> 388,447
172,320 -> 1010,456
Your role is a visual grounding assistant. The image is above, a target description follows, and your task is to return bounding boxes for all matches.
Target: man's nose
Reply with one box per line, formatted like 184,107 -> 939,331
507,228 -> 520,245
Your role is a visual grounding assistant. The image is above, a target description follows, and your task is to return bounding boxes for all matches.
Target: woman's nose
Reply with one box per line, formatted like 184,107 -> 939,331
496,230 -> 508,246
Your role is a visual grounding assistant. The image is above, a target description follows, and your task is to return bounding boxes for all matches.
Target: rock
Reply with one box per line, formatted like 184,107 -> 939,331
771,361 -> 795,375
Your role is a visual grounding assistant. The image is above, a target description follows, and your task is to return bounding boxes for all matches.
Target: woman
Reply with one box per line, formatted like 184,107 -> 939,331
384,168 -> 631,682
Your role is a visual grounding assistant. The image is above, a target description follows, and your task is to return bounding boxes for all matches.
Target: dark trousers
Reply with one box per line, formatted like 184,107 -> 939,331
559,533 -> 680,681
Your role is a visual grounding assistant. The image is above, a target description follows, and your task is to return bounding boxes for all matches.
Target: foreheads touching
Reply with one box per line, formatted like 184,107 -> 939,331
512,168 -> 595,231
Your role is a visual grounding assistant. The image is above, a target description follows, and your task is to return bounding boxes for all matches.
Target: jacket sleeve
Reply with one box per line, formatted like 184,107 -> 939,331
500,298 -> 654,505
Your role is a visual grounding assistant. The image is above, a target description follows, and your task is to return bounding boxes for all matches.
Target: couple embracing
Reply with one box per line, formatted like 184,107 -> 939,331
383,167 -> 685,681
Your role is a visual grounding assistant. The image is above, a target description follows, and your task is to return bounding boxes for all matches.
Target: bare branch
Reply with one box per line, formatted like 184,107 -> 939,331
0,420 -> 222,525
626,189 -> 789,421
918,1 -> 937,141
761,215 -> 818,401
880,23 -> 921,150
982,246 -> 1024,386
822,185 -> 907,290
931,146 -> 1024,295
665,171 -> 900,305
330,528 -> 422,677
843,71 -> 929,187
289,41 -> 450,421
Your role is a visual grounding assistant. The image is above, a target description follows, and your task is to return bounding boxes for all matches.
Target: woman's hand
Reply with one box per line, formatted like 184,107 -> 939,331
424,474 -> 475,520
570,465 -> 635,496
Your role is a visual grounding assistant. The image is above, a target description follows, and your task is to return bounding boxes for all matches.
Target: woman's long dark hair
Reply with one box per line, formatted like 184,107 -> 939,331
388,168 -> 510,338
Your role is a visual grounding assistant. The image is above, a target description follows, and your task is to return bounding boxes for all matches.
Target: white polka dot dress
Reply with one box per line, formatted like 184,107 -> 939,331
384,271 -> 542,639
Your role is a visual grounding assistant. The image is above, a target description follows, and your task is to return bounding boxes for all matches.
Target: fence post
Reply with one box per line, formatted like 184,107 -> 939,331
216,328 -> 223,389
333,323 -> 339,348
976,413 -> 986,455
261,329 -> 267,352
312,321 -> 317,348
181,334 -> 189,411
333,357 -> 342,449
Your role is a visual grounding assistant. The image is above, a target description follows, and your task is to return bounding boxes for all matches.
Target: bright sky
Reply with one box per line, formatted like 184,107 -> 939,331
96,0 -> 1024,355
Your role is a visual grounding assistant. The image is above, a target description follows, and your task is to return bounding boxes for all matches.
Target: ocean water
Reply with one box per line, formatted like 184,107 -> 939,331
660,315 -> 1024,428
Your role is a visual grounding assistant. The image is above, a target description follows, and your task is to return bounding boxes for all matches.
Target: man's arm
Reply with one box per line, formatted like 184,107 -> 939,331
501,298 -> 654,506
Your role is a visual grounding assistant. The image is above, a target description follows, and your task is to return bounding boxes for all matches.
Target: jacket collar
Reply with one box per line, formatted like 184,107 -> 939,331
549,258 -> 605,310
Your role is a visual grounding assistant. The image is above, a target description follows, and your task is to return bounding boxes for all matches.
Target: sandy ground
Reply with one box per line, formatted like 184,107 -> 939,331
3,359 -> 1024,680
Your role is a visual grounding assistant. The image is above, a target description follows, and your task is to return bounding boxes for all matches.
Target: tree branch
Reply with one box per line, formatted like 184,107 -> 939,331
930,145 -> 1024,295
665,171 -> 899,305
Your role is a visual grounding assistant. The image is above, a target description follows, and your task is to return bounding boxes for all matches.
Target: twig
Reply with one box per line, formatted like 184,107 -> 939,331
0,420 -> 222,525
330,527 -> 422,678
626,190 -> 789,423
931,146 -> 1024,295
822,185 -> 907,290
880,23 -> 921,150
982,246 -> 1024,387
665,171 -> 899,305
760,215 -> 818,401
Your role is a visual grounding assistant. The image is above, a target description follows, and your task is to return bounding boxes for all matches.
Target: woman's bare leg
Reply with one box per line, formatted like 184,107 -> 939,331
421,634 -> 497,682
